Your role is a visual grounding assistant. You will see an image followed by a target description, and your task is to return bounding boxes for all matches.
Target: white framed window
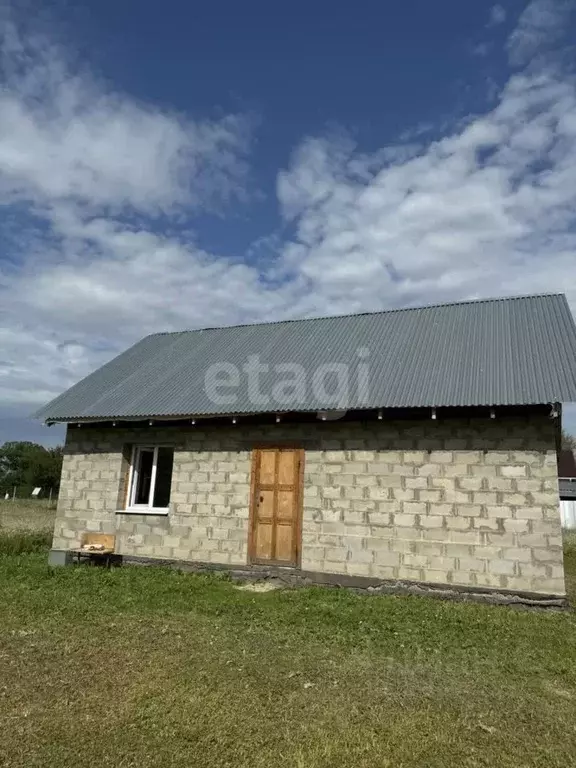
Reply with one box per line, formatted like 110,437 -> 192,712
125,446 -> 174,513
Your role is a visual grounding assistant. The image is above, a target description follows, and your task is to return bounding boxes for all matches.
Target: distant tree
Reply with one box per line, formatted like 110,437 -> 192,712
562,430 -> 576,452
0,442 -> 63,494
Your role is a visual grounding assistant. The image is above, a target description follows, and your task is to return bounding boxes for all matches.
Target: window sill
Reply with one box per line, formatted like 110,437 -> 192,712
116,508 -> 169,516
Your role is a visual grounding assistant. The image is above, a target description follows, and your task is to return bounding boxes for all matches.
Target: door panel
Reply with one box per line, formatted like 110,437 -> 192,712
259,450 -> 276,485
277,489 -> 296,521
255,521 -> 273,560
274,523 -> 294,562
258,489 -> 275,520
249,448 -> 303,566
277,451 -> 296,485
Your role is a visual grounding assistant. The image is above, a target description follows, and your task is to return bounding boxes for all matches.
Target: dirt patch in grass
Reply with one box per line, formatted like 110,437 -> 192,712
235,580 -> 282,592
1,550 -> 576,767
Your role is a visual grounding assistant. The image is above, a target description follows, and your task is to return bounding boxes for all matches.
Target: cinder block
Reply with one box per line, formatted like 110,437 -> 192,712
501,518 -> 527,532
351,500 -> 377,513
323,508 -> 344,523
487,478 -> 514,491
472,492 -> 498,506
454,505 -> 483,518
420,515 -> 444,529
344,462 -> 368,474
454,451 -> 483,465
530,519 -> 562,534
393,514 -> 418,528
396,565 -> 424,581
457,477 -> 483,491
474,518 -> 501,531
402,553 -> 428,568
429,451 -> 454,464
322,486 -> 342,499
532,492 -> 560,505
442,488 -> 473,504
431,503 -> 455,517
48,549 -> 73,567
370,563 -> 398,579
365,536 -> 395,552
324,451 -> 347,462
413,541 -> 444,556
485,505 -> 513,518
518,562 -> 548,579
405,477 -> 429,490
533,547 -> 563,562
369,487 -> 391,500
368,511 -> 393,526
325,547 -> 348,562
489,560 -> 515,576
417,464 -> 440,476
403,502 -> 427,515
391,464 -> 414,476
466,466 -> 495,479
419,490 -> 443,503
346,563 -> 372,577
484,452 -> 512,465
515,506 -> 546,520
325,561 -> 348,574
402,451 -> 427,464
428,556 -> 459,571
503,548 -> 532,562
355,475 -> 377,487
443,464 -> 468,477
422,528 -> 451,541
352,451 -> 377,461
346,549 -> 373,565
500,465 -> 527,478
345,511 -> 368,525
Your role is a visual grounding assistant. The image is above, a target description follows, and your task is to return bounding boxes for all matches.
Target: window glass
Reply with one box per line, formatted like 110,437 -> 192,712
135,449 -> 154,504
153,448 -> 174,507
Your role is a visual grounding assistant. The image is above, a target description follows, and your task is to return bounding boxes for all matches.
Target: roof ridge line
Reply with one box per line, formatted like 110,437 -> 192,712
147,292 -> 566,337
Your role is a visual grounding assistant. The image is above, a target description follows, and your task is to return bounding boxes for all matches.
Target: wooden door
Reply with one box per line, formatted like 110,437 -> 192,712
249,448 -> 303,566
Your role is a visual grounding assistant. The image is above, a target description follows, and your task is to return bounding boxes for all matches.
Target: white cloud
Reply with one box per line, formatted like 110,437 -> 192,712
3,10 -> 576,444
0,20 -> 263,418
488,5 -> 507,27
0,22 -> 249,214
507,0 -> 574,66
277,68 -> 576,317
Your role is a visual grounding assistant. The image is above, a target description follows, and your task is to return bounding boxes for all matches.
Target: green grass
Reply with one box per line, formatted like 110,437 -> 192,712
1,533 -> 576,766
563,531 -> 576,600
0,498 -> 56,531
0,528 -> 52,554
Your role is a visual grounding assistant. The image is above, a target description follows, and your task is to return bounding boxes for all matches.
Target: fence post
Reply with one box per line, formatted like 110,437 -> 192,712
12,486 -> 16,501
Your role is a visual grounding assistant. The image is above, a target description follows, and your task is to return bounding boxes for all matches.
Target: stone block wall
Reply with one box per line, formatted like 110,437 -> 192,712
53,411 -> 565,596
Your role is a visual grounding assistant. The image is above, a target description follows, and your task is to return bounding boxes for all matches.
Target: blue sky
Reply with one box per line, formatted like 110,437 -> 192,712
1,0 -> 576,446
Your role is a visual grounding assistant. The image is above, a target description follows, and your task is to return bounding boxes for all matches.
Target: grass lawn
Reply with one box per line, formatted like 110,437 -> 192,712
0,499 -> 56,531
0,533 -> 576,767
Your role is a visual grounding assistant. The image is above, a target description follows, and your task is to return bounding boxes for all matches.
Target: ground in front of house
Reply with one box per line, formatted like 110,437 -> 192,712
1,528 -> 576,768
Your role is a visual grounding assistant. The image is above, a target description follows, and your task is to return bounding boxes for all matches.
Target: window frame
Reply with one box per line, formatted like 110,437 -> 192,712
124,445 -> 172,514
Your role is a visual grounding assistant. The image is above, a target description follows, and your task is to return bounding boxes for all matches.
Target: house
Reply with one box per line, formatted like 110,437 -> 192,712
36,293 -> 576,604
559,449 -> 576,529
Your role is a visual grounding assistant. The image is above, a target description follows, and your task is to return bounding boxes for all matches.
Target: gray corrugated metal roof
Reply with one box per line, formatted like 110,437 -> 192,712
34,293 -> 576,422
